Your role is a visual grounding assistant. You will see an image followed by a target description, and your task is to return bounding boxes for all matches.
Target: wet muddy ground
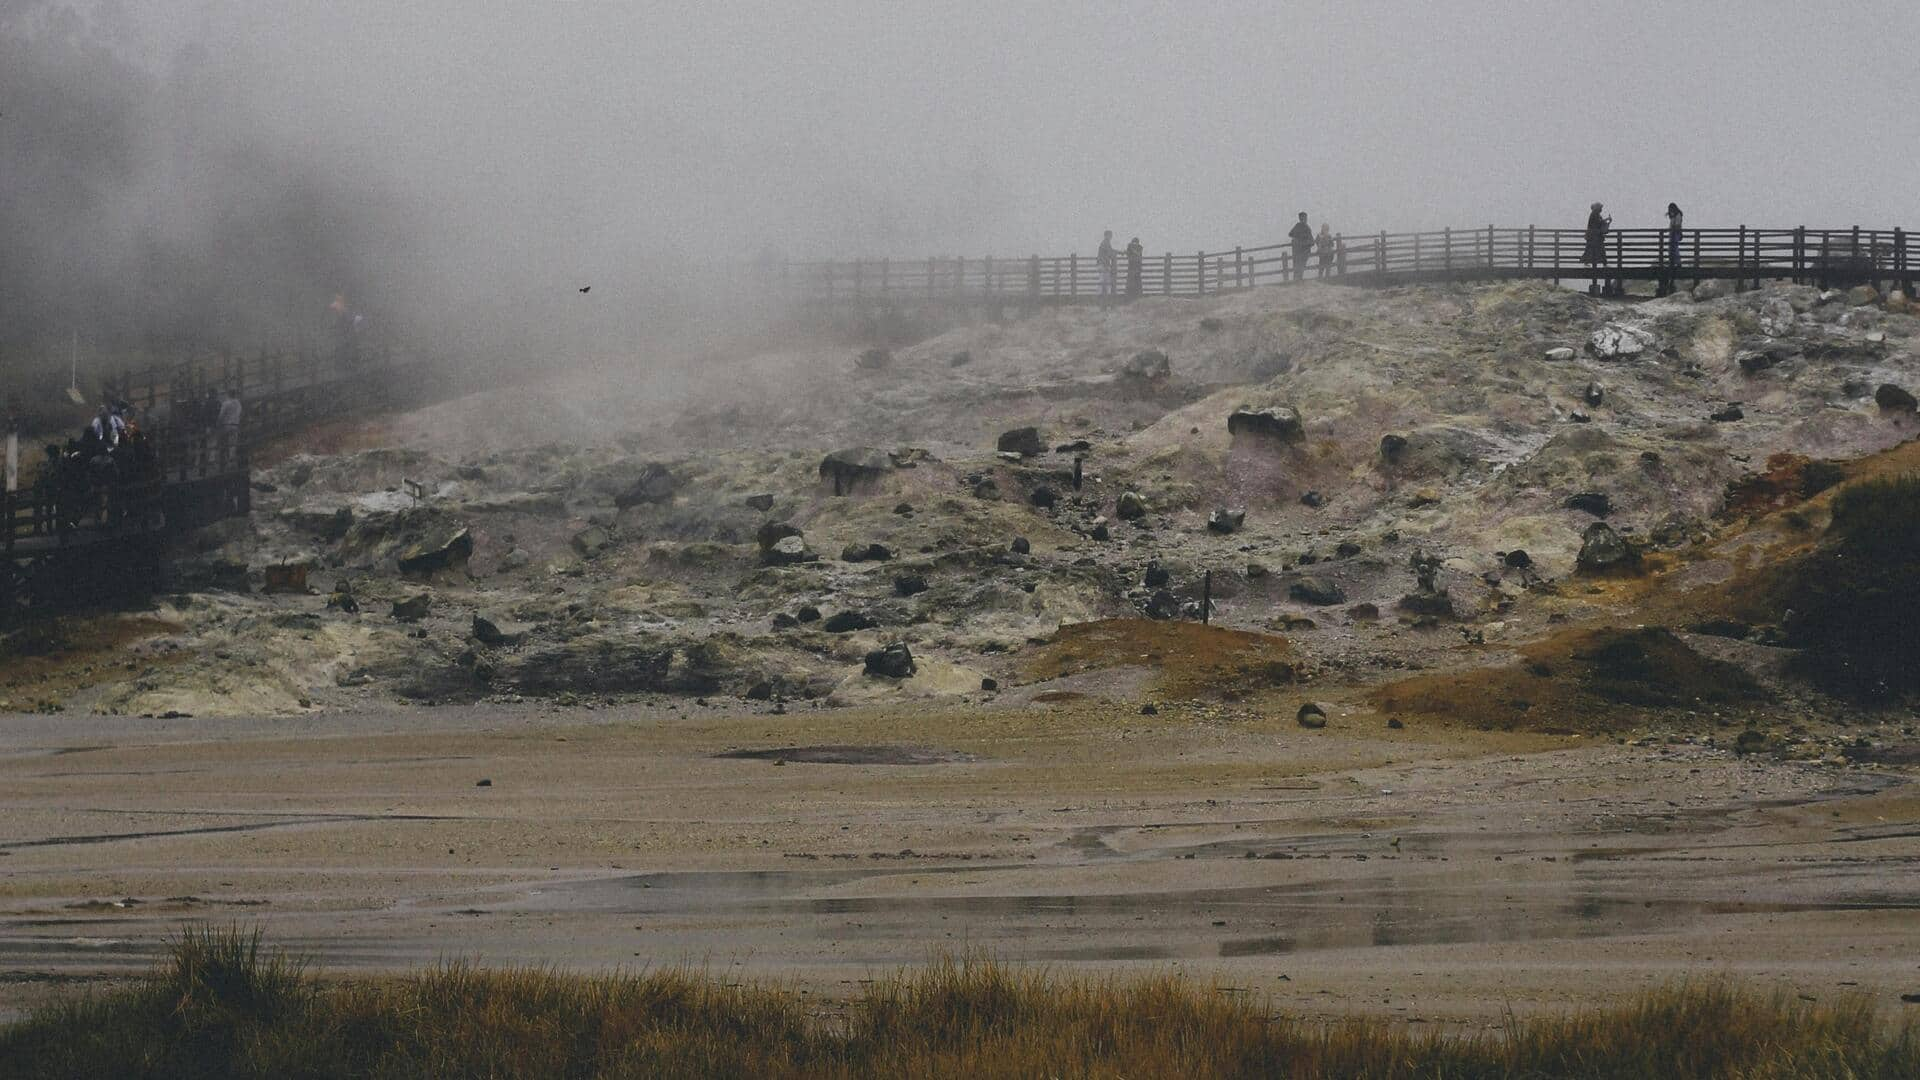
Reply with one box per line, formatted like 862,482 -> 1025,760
2,699 -> 1915,1027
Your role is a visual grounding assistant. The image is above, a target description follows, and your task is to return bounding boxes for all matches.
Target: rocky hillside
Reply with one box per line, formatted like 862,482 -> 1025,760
8,279 -> 1917,754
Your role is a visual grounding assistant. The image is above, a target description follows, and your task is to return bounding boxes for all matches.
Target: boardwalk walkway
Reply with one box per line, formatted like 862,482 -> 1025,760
788,224 -> 1915,310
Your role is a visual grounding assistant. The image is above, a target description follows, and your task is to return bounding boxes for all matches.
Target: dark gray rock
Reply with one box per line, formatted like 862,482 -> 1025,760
841,543 -> 894,563
819,447 -> 893,495
1576,522 -> 1639,573
1584,382 -> 1605,407
855,347 -> 892,370
1207,507 -> 1246,534
1144,563 -> 1172,588
1299,490 -> 1325,508
1876,383 -> 1918,411
756,521 -> 802,552
863,642 -> 916,679
1116,491 -> 1149,520
1296,702 -> 1328,729
614,463 -> 680,508
391,593 -> 432,621
471,614 -> 530,647
1144,589 -> 1181,619
399,526 -> 474,580
1029,485 -> 1057,509
823,610 -> 876,633
1396,591 -> 1455,618
763,535 -> 816,566
568,526 -> 612,560
1378,433 -> 1409,460
1563,492 -> 1612,517
1710,404 -> 1745,422
1009,536 -> 1031,555
744,493 -> 775,512
893,573 -> 929,597
1121,349 -> 1171,384
996,426 -> 1046,457
795,605 -> 822,624
1347,602 -> 1380,621
1288,576 -> 1346,606
771,612 -> 799,629
1227,405 -> 1304,442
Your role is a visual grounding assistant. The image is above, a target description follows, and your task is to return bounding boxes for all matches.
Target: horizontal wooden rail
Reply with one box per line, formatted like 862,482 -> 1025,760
788,224 -> 1915,307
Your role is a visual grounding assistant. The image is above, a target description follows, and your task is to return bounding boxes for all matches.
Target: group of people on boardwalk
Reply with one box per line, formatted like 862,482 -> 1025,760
24,387 -> 241,540
1095,231 -> 1145,300
1583,201 -> 1687,296
1096,213 -> 1338,300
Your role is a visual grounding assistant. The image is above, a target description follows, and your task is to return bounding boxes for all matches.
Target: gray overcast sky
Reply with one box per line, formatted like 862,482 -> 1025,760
145,0 -> 1920,256
6,1 -> 1917,356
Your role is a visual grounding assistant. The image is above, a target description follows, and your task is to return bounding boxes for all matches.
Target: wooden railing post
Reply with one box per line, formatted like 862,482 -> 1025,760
1443,227 -> 1452,271
1196,251 -> 1205,295
1068,253 -> 1077,298
1335,234 -> 1345,277
1028,255 -> 1040,304
927,257 -> 936,300
1414,232 -> 1423,272
1377,231 -> 1386,276
1234,246 -> 1244,288
1793,227 -> 1805,284
1896,227 -> 1908,293
1162,252 -> 1171,295
1737,226 -> 1748,291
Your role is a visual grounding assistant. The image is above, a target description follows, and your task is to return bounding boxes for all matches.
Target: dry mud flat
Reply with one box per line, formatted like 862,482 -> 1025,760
1,697 -> 1915,1028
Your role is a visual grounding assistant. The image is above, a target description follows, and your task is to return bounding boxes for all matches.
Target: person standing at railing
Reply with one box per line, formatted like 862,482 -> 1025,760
1583,202 -> 1612,293
1316,223 -> 1336,278
1661,203 -> 1684,295
1125,237 -> 1144,298
218,387 -> 242,471
1097,231 -> 1119,301
1289,213 -> 1315,281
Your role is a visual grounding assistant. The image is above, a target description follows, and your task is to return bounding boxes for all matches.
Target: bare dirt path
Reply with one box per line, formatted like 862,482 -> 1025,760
3,699 -> 1915,1028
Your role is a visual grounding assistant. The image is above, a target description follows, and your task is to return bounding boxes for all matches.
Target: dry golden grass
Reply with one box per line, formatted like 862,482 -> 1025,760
3,928 -> 1915,1078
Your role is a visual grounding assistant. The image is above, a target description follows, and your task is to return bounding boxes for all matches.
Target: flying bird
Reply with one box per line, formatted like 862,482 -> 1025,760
577,286 -> 591,294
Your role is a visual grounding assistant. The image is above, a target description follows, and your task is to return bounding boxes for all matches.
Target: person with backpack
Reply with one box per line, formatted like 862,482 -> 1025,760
1583,202 -> 1613,294
1124,237 -> 1144,298
1288,213 -> 1315,281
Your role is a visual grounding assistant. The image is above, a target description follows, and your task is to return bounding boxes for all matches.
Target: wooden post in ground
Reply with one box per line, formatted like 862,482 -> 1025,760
1201,570 -> 1211,625
1196,250 -> 1206,295
1234,247 -> 1243,288
1793,227 -> 1805,284
1068,254 -> 1077,299
1335,234 -> 1345,277
1378,231 -> 1386,276
1162,252 -> 1171,295
1443,227 -> 1452,271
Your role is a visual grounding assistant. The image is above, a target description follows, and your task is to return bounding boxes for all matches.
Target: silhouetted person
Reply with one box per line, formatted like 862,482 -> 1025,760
1096,230 -> 1118,300
218,388 -> 242,469
1583,202 -> 1612,294
1288,213 -> 1314,281
1316,223 -> 1335,278
1124,237 -> 1143,297
32,444 -> 59,535
1662,202 -> 1685,294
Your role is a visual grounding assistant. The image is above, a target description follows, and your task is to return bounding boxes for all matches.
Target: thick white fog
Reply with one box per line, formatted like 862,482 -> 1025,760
4,0 -> 1915,363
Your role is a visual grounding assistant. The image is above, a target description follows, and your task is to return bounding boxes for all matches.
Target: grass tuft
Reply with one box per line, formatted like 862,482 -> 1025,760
2,928 -> 1916,1078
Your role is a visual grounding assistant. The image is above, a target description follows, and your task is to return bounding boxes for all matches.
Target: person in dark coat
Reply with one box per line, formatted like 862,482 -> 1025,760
1288,213 -> 1315,281
1124,237 -> 1144,298
1583,202 -> 1611,267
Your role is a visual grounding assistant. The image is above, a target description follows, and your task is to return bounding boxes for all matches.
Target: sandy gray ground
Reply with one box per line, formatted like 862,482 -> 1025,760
2,699 -> 1915,1029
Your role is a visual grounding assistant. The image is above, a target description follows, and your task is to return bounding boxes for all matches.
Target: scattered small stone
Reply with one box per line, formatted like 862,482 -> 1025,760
1334,540 -> 1362,558
745,681 -> 774,701
1207,507 -> 1246,534
1584,382 -> 1605,406
1116,491 -> 1149,520
947,350 -> 972,367
1246,562 -> 1269,579
1145,590 -> 1181,620
1502,550 -> 1533,569
1543,346 -> 1576,361
1348,602 -> 1380,621
973,478 -> 1000,500
823,610 -> 877,633
1289,577 -> 1346,606
855,347 -> 892,370
1121,349 -> 1171,384
1089,523 -> 1111,541
893,573 -> 929,597
1299,490 -> 1325,508
795,605 -> 822,624
980,677 -> 998,692
1568,410 -> 1591,423
1563,491 -> 1612,517
1144,563 -> 1172,588
1009,537 -> 1031,555
764,534 -> 817,566
893,502 -> 914,515
569,525 -> 612,559
1379,433 -> 1409,460
1386,717 -> 1405,730
1227,405 -> 1304,442
1030,486 -> 1057,509
476,778 -> 492,787
771,612 -> 799,629
1296,702 -> 1328,729
1576,522 -> 1639,573
391,594 -> 432,621
1709,404 -> 1745,422
744,493 -> 775,512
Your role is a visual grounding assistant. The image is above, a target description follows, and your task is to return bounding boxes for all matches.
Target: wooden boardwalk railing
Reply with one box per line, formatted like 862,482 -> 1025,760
786,225 -> 1915,307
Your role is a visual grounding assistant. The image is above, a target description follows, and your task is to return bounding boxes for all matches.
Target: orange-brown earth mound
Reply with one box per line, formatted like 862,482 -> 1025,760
1029,618 -> 1298,700
1370,625 -> 1762,734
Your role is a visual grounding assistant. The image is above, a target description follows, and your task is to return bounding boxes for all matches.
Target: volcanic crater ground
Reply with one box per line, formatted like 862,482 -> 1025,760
3,279 -> 1918,1023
